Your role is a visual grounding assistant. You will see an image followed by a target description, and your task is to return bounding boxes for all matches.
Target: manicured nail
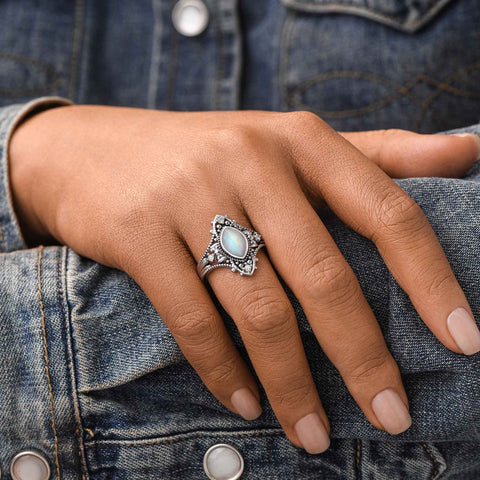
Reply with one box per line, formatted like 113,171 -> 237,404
371,388 -> 412,435
453,133 -> 480,160
230,387 -> 262,420
294,412 -> 330,454
447,307 -> 480,355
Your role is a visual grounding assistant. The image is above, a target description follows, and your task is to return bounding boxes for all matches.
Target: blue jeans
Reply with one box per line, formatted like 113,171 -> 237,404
1,0 -> 480,478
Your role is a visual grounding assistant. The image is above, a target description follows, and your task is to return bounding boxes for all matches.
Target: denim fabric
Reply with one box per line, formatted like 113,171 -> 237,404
0,0 -> 479,130
0,0 -> 480,479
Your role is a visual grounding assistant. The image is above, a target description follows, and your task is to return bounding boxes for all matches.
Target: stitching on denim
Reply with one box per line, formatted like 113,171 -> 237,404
355,439 -> 361,480
421,442 -> 440,479
68,0 -> 86,101
287,64 -> 480,124
38,246 -> 61,479
166,0 -> 179,110
213,0 -> 225,110
147,0 -> 163,109
289,70 -> 406,117
281,0 -> 454,33
414,60 -> 480,131
279,10 -> 296,111
84,429 -> 284,448
0,209 -> 5,251
0,53 -> 62,97
57,248 -> 88,480
289,71 -> 442,114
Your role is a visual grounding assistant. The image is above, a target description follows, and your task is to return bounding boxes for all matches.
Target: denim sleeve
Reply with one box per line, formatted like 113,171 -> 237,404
0,96 -> 73,252
2,124 -> 480,479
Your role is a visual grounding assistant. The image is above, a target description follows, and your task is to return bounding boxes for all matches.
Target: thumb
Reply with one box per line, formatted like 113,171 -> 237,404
339,129 -> 480,178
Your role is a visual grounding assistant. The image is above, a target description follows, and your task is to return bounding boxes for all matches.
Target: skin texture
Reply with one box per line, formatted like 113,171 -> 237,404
8,105 -> 480,452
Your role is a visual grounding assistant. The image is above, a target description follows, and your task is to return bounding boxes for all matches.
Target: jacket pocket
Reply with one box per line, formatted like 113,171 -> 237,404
279,0 -> 480,133
280,0 -> 454,32
0,1 -> 78,106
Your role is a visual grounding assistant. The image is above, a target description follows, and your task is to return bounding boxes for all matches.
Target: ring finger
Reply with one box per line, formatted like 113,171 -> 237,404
180,203 -> 331,454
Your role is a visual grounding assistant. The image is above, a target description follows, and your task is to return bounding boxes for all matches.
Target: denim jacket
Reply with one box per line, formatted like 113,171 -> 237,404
0,1 -> 480,479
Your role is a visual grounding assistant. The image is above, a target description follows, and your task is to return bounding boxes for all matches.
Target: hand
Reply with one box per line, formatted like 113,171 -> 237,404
9,106 -> 480,454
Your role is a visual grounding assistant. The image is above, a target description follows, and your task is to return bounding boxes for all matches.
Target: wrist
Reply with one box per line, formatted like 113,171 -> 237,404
8,106 -> 67,247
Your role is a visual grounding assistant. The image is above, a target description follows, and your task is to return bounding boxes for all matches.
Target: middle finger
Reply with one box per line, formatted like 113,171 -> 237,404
242,164 -> 413,436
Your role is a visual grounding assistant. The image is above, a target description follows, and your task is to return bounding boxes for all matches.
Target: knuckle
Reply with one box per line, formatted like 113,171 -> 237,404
423,268 -> 457,298
284,110 -> 322,129
207,356 -> 238,384
212,125 -> 278,194
303,253 -> 359,307
213,124 -> 262,156
239,287 -> 295,338
171,303 -> 220,346
270,377 -> 314,408
344,350 -> 391,382
375,188 -> 427,239
374,129 -> 404,158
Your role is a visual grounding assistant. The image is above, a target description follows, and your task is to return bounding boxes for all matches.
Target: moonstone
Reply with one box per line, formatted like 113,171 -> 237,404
220,227 -> 248,259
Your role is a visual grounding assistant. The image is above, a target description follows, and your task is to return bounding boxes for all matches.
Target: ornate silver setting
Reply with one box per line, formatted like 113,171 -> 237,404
197,214 -> 265,281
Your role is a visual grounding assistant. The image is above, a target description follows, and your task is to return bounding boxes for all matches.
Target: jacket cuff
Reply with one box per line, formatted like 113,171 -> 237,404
0,96 -> 74,252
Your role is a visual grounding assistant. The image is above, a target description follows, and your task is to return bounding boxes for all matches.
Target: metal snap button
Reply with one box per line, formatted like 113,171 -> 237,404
10,450 -> 50,480
172,0 -> 209,37
203,443 -> 244,480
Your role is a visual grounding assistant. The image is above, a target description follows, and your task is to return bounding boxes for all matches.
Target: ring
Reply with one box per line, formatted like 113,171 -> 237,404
197,214 -> 266,281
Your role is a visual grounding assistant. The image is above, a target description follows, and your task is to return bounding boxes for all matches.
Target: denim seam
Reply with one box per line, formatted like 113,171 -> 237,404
0,53 -> 63,97
355,438 -> 361,479
0,82 -> 63,98
213,0 -> 225,110
58,247 -> 90,480
414,60 -> 480,131
287,70 -> 473,121
231,0 -> 242,110
166,0 -> 179,110
279,9 -> 296,112
287,65 -> 480,129
68,0 -> 86,101
147,0 -> 164,109
83,428 -> 285,448
421,442 -> 441,479
288,70 -> 407,118
0,223 -> 4,252
281,0 -> 454,33
38,245 -> 61,479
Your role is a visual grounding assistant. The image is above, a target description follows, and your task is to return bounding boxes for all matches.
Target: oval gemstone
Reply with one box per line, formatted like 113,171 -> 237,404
220,227 -> 248,259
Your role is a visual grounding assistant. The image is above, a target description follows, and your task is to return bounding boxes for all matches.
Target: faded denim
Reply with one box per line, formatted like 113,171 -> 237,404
0,0 -> 480,479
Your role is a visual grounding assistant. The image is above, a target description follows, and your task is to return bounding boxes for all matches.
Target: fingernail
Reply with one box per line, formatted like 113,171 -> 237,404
453,133 -> 480,160
371,388 -> 412,435
294,412 -> 330,454
230,387 -> 262,420
447,307 -> 480,355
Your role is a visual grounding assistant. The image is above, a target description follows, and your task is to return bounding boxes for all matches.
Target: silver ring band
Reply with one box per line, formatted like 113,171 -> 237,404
197,214 -> 265,281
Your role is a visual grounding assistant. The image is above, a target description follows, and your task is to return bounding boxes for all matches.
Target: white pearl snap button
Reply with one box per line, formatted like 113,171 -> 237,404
10,451 -> 50,480
203,443 -> 244,480
172,0 -> 209,37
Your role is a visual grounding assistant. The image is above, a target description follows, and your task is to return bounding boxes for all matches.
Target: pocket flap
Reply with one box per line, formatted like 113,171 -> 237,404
281,0 -> 455,32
